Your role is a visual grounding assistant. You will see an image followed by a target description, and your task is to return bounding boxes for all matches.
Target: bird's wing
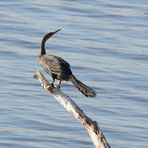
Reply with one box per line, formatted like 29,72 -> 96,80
43,55 -> 70,75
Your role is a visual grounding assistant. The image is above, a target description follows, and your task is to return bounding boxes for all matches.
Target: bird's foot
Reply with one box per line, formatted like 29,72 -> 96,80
50,83 -> 55,87
51,82 -> 61,88
41,83 -> 53,89
55,84 -> 60,88
46,84 -> 54,89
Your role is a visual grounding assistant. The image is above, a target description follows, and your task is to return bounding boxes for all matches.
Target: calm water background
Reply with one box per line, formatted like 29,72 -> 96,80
0,0 -> 148,148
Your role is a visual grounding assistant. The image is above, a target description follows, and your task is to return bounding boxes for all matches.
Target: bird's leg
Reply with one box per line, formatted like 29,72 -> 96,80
57,80 -> 61,88
51,74 -> 61,88
51,74 -> 57,88
51,78 -> 55,87
52,79 -> 61,88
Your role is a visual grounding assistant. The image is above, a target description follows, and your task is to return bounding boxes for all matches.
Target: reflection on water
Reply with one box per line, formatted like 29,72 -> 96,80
0,0 -> 148,148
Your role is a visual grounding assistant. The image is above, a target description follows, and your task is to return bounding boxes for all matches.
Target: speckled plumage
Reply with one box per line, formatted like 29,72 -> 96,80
39,29 -> 96,97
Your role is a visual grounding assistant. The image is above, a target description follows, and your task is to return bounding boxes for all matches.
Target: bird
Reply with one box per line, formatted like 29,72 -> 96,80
39,29 -> 96,97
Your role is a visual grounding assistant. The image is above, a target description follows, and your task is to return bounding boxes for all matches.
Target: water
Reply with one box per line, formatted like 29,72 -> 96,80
0,0 -> 148,147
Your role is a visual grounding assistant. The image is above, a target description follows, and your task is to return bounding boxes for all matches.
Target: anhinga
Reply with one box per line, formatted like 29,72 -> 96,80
39,29 -> 96,97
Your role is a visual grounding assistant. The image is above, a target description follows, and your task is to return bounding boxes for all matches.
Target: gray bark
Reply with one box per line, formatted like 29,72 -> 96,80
33,71 -> 110,148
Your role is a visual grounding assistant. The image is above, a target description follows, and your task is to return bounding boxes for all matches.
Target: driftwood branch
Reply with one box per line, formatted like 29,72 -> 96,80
33,71 -> 110,148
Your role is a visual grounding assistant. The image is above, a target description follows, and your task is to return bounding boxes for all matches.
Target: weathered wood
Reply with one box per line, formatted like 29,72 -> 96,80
33,71 -> 110,148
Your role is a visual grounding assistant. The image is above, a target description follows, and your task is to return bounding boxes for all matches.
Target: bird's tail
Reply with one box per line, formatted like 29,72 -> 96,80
70,75 -> 96,97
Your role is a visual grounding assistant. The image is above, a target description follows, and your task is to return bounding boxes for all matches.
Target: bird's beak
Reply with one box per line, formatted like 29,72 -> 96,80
53,29 -> 61,35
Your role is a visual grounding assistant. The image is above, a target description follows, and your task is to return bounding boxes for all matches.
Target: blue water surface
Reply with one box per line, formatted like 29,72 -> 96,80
0,0 -> 148,148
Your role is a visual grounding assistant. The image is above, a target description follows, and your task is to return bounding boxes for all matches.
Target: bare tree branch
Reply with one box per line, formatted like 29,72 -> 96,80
33,71 -> 110,148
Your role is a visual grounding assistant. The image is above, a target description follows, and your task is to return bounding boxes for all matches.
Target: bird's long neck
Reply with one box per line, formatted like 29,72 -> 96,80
40,35 -> 47,55
40,29 -> 61,56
